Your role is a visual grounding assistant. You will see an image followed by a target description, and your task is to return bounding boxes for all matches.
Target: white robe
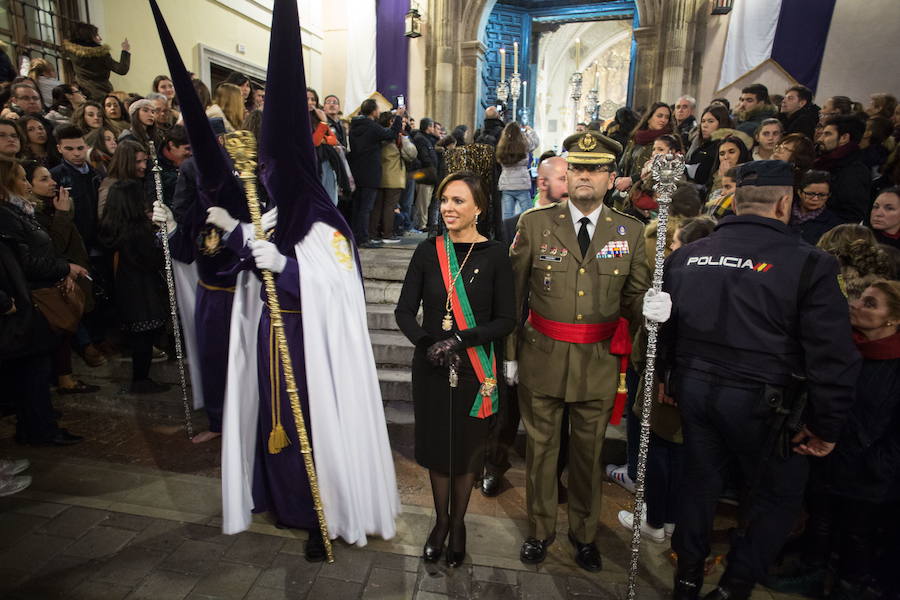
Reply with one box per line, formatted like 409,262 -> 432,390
220,223 -> 399,545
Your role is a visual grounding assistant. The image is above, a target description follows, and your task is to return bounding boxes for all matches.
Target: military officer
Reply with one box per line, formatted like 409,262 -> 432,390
657,161 -> 861,600
504,131 -> 664,571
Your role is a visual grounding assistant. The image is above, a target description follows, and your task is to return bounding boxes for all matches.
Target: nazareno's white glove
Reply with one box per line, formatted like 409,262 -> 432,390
503,360 -> 519,386
251,239 -> 287,273
152,200 -> 176,232
206,206 -> 239,232
261,206 -> 278,232
642,288 -> 672,323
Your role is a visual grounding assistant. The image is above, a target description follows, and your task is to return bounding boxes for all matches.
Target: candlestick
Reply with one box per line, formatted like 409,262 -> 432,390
513,41 -> 519,75
500,47 -> 506,83
575,38 -> 580,72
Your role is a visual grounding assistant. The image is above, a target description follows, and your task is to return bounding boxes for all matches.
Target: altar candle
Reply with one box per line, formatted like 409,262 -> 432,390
575,38 -> 580,72
500,47 -> 506,82
594,61 -> 600,89
523,81 -> 527,108
513,41 -> 519,74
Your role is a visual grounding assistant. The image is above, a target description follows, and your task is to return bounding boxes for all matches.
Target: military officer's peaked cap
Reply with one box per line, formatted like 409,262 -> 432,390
734,160 -> 794,187
562,131 -> 622,166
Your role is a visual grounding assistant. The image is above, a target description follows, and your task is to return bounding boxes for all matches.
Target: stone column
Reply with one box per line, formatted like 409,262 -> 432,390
631,26 -> 660,110
456,40 -> 487,127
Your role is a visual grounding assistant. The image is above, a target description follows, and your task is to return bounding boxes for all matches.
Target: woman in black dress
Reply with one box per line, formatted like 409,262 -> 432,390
395,171 -> 516,567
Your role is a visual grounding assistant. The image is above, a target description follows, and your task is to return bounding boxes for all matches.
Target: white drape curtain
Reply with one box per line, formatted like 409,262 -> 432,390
345,0 -> 377,112
718,0 -> 783,90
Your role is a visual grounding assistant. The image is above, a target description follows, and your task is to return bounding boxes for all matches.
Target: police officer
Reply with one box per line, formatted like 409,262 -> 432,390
504,131 -> 663,571
656,160 -> 861,599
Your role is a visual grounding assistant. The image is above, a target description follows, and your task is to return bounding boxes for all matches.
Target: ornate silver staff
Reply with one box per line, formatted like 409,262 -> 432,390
626,152 -> 684,599
149,141 -> 194,439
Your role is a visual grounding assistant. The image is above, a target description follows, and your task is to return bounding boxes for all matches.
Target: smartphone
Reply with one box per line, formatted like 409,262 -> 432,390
396,94 -> 405,108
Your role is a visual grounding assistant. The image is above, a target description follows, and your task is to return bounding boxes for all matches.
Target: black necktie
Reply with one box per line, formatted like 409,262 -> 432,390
578,217 -> 591,258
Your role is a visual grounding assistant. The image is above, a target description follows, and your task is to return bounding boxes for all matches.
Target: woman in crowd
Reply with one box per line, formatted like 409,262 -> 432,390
307,88 -> 341,205
45,83 -> 85,127
395,171 -> 515,567
0,119 -> 22,160
152,74 -> 177,110
869,187 -> 900,249
604,107 -> 639,150
97,179 -> 168,394
102,94 -> 129,134
72,100 -> 109,134
860,116 -> 894,175
617,101 -> 676,191
772,133 -> 817,183
62,21 -> 130,101
84,125 -> 118,176
451,125 -> 468,147
772,280 -> 900,600
192,79 -> 212,112
866,93 -> 897,120
205,83 -> 244,133
19,116 -> 59,169
706,133 -> 751,203
223,71 -> 252,103
23,160 -> 97,394
119,98 -> 162,152
98,140 -> 147,218
788,170 -> 843,245
818,224 -> 896,299
27,58 -> 62,108
623,133 -> 683,218
146,92 -> 178,131
0,156 -> 85,444
684,104 -> 733,186
495,121 -> 539,219
752,118 -> 782,160
373,111 -> 416,242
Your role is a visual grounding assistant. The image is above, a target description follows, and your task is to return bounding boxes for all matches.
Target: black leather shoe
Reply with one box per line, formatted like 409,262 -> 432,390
24,429 -> 84,446
446,525 -> 466,568
568,531 -> 601,572
480,474 -> 501,497
702,578 -> 753,600
520,535 -> 555,565
673,561 -> 704,600
304,528 -> 327,562
422,524 -> 447,563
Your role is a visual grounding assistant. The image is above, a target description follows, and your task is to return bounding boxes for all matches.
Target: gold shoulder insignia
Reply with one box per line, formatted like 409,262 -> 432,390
610,207 -> 646,225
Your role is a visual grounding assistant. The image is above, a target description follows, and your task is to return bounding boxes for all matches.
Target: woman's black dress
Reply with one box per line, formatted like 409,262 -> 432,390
395,238 -> 516,474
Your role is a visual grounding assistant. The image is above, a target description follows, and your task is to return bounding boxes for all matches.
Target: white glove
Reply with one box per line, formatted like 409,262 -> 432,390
642,289 -> 672,323
503,360 -> 519,386
261,206 -> 278,232
152,200 -> 176,232
206,206 -> 239,232
251,239 -> 287,273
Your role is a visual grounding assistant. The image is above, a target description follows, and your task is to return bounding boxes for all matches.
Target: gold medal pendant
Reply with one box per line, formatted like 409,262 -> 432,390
442,313 -> 453,331
479,377 -> 497,397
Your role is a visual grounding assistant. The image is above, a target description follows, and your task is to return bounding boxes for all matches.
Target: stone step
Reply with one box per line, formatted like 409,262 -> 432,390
364,279 -> 404,304
360,259 -> 412,282
367,303 -> 398,330
378,367 -> 412,402
370,329 -> 414,366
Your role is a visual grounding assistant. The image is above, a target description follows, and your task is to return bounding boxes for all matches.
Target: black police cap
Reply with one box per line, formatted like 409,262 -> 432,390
735,160 -> 794,188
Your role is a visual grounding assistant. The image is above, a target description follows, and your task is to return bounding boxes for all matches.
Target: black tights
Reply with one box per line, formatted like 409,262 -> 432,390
427,469 -> 476,553
127,330 -> 156,382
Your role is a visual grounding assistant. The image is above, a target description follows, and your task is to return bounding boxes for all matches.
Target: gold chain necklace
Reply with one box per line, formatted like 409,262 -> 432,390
442,238 -> 477,331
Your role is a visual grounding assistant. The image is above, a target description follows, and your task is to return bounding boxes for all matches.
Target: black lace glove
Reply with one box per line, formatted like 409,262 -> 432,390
426,335 -> 462,369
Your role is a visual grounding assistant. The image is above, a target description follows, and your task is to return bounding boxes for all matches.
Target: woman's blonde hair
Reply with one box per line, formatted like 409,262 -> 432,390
214,83 -> 245,130
818,224 -> 895,299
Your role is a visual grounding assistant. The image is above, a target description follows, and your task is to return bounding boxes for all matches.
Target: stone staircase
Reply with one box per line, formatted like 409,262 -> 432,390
360,244 -> 419,404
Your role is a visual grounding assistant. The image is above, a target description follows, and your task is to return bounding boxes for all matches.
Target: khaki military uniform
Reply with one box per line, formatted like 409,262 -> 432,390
507,191 -> 650,543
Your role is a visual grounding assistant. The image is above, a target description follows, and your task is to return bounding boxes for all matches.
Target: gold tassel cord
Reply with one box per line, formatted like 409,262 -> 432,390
268,317 -> 290,454
224,131 -> 334,563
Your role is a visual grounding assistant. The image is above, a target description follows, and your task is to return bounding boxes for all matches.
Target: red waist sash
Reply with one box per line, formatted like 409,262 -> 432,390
527,310 -> 632,425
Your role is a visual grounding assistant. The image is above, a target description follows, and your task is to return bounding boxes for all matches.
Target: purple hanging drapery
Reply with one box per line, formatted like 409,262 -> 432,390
375,0 -> 409,104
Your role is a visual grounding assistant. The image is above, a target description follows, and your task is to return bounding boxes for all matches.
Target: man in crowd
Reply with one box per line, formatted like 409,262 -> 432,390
660,160 -> 860,600
505,131 -> 660,572
411,117 -> 439,231
476,105 -> 504,145
51,126 -> 102,252
482,155 -> 572,499
3,82 -> 44,118
674,95 -> 697,147
323,94 -> 347,148
815,115 -> 871,223
347,98 -> 404,248
736,84 -> 778,136
152,124 -> 192,207
779,85 -> 820,139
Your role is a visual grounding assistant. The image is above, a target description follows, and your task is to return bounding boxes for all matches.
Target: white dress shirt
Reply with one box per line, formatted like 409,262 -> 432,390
568,201 -> 604,240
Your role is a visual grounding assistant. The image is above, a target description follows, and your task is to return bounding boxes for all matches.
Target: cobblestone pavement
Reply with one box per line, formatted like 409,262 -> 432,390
0,355 -> 805,599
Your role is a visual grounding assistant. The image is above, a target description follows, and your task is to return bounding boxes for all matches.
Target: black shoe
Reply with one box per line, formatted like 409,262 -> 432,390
22,428 -> 84,446
128,379 -> 170,394
422,524 -> 447,563
568,531 -> 602,572
304,528 -> 327,562
673,561 -> 705,600
520,535 -> 555,565
446,525 -> 466,568
703,576 -> 753,600
480,474 -> 501,497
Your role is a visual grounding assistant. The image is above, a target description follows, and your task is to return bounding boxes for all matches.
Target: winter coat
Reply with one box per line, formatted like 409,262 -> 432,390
685,134 -> 719,187
380,135 -> 416,190
0,200 -> 70,290
789,208 -> 844,245
348,114 -> 403,189
49,161 -> 102,250
778,102 -> 820,140
104,225 -> 166,329
825,149 -> 872,223
497,128 -> 539,191
62,41 -> 130,101
0,238 -> 53,359
736,104 -> 778,137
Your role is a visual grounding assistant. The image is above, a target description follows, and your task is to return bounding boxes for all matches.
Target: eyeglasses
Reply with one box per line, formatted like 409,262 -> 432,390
801,191 -> 830,199
568,164 -> 612,173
